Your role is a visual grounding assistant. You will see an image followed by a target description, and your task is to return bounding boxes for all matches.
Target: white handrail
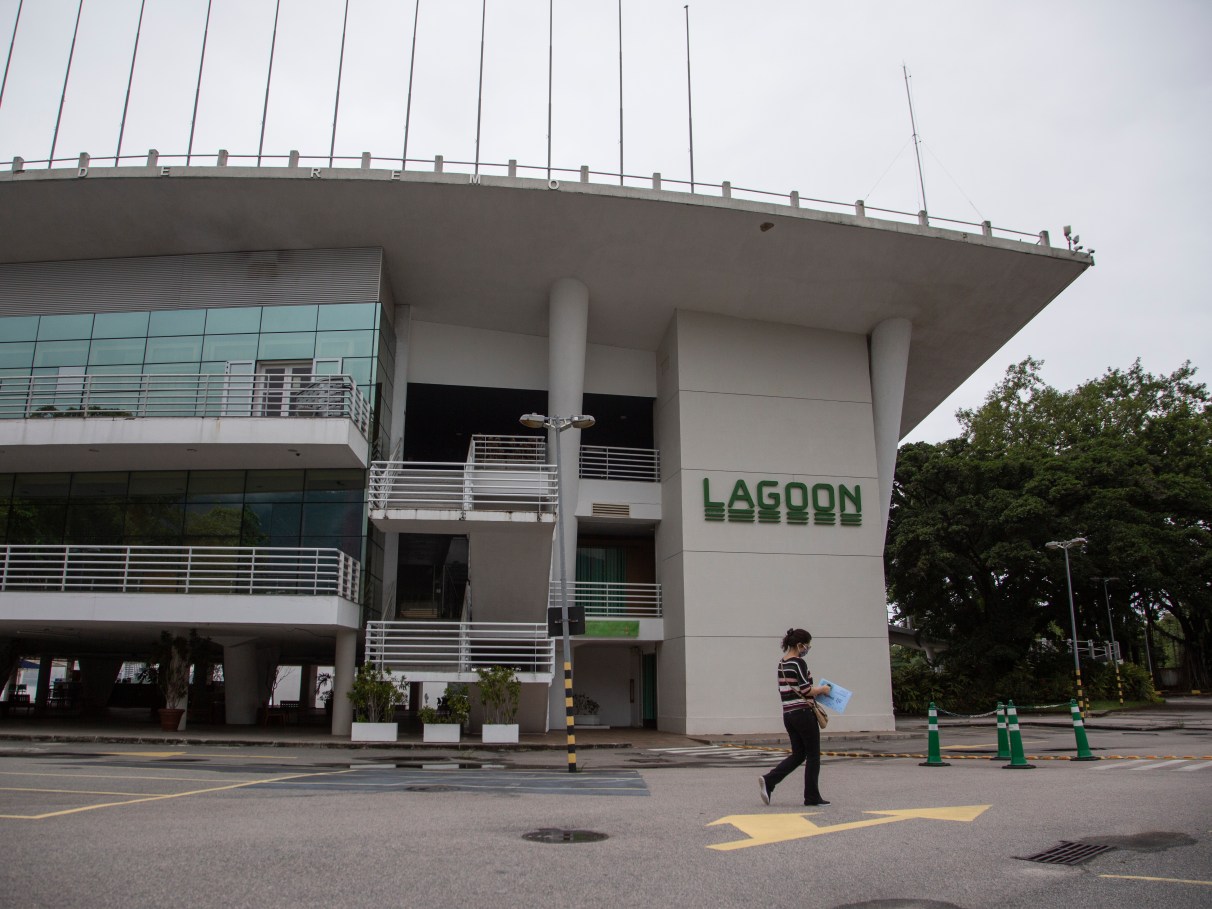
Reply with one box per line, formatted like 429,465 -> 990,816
369,460 -> 557,512
549,581 -> 662,618
365,620 -> 554,675
0,544 -> 361,600
0,373 -> 372,437
579,445 -> 660,482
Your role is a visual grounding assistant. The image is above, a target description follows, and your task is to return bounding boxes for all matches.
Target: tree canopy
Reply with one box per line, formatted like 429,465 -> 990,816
886,358 -> 1211,701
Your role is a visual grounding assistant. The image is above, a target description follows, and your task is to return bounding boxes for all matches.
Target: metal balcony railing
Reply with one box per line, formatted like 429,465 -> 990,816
369,460 -> 557,512
469,434 -> 546,465
365,621 -> 555,675
0,545 -> 361,600
549,581 -> 663,618
579,445 -> 660,482
0,373 -> 372,437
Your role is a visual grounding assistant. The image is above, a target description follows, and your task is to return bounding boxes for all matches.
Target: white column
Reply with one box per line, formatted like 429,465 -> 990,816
380,304 -> 411,622
331,627 -> 357,736
869,317 -> 913,534
547,277 -> 589,578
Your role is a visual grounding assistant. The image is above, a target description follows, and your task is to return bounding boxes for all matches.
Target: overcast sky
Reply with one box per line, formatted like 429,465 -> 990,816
0,0 -> 1207,443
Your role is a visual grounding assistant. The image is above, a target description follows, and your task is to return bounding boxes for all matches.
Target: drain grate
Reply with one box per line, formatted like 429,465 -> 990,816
1015,841 -> 1115,866
523,828 -> 608,844
405,784 -> 459,793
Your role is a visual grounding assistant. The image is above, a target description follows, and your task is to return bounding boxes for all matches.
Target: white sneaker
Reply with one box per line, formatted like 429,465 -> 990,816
758,776 -> 771,805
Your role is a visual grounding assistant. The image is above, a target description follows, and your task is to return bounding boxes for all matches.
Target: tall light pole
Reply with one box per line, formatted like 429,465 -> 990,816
520,412 -> 594,772
1091,575 -> 1123,705
1046,537 -> 1088,714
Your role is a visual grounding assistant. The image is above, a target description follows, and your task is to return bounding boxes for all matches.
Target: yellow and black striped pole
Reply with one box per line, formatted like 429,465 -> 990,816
564,659 -> 577,771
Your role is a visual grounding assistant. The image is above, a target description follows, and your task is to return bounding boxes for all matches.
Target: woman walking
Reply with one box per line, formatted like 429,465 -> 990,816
758,628 -> 832,806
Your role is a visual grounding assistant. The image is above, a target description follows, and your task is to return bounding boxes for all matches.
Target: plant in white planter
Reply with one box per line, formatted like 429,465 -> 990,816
476,665 -> 521,743
419,684 -> 470,743
572,691 -> 601,726
348,662 -> 406,742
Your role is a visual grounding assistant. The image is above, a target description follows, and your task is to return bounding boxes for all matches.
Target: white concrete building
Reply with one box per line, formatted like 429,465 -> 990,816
0,162 -> 1090,735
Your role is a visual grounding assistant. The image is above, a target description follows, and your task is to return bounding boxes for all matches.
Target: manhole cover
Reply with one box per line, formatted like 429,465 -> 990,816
522,828 -> 608,844
405,784 -> 459,793
1015,841 -> 1115,865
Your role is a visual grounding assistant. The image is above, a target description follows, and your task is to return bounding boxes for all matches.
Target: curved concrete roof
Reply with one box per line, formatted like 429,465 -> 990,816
0,166 -> 1090,435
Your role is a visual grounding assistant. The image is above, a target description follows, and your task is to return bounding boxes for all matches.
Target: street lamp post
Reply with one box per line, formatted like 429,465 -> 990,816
520,412 -> 594,772
1046,537 -> 1088,715
1091,575 -> 1124,705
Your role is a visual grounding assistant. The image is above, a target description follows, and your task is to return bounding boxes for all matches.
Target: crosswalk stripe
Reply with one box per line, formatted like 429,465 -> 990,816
1176,761 -> 1212,771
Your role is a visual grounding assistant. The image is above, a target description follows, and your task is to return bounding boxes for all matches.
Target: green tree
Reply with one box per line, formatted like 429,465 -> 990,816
887,358 -> 1211,699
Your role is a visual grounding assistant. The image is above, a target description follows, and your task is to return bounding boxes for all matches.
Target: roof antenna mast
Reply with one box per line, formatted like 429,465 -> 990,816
903,64 -> 928,215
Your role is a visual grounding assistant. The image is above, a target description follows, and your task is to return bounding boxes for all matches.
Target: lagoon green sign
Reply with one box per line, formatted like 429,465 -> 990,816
702,478 -> 861,526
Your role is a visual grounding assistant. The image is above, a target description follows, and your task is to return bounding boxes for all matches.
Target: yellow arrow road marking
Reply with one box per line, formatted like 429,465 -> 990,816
708,805 -> 990,851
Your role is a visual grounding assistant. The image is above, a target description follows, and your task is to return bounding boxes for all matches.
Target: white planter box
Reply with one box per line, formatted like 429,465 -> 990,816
351,721 -> 398,743
481,723 -> 519,744
423,722 -> 461,743
574,715 -> 601,726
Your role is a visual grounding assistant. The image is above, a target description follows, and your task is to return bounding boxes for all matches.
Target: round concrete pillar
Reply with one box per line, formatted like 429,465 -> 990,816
547,277 -> 590,581
870,317 -> 913,533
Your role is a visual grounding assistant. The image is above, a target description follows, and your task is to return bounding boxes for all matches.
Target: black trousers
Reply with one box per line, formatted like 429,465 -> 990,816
762,707 -> 822,803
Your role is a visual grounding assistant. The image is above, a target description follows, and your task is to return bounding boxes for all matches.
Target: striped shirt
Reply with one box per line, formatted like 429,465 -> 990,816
777,656 -> 814,714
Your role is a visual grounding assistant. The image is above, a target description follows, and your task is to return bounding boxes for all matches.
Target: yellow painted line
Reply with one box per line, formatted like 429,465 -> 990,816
0,769 -> 358,820
708,804 -> 990,851
1100,874 -> 1212,887
97,751 -> 298,761
1,786 -> 171,797
0,770 -> 252,784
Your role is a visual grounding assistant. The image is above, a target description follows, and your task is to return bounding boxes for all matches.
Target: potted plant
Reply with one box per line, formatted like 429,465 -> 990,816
419,683 -> 470,743
573,691 -> 601,726
347,662 -> 407,742
476,665 -> 521,743
153,630 -> 203,732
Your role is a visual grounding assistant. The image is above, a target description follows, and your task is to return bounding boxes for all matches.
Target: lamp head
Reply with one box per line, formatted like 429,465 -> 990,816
570,414 -> 595,430
519,413 -> 548,429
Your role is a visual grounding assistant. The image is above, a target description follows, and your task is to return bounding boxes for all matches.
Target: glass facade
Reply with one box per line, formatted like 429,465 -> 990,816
0,301 -> 383,416
0,468 -> 366,559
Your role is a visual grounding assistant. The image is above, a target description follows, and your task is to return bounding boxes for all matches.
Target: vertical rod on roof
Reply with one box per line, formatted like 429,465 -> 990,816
683,4 -> 695,193
474,0 -> 487,176
618,0 -> 624,185
0,0 -> 24,116
329,0 -> 351,168
48,0 -> 84,169
903,64 -> 928,214
186,0 -> 214,166
546,0 -> 552,180
115,0 -> 147,164
257,0 -> 282,166
402,0 -> 421,168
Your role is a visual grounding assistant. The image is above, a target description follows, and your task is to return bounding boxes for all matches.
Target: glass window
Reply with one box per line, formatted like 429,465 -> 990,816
6,502 -> 66,544
257,332 -> 315,361
318,302 -> 378,331
244,470 -> 305,503
315,330 -> 373,359
13,474 -> 71,499
187,472 -> 245,503
33,340 -> 90,368
88,337 -> 147,366
261,305 -> 317,333
0,474 -> 12,497
0,342 -> 35,369
37,313 -> 93,340
301,502 -> 363,538
202,334 -> 258,362
184,503 -> 244,544
0,316 -> 38,342
304,469 -> 365,502
92,311 -> 150,339
66,501 -> 126,544
124,500 -> 185,541
145,335 -> 203,364
149,309 -> 207,336
205,307 -> 261,334
71,473 -> 130,498
245,502 -> 302,544
129,471 -> 188,500
340,357 -> 373,386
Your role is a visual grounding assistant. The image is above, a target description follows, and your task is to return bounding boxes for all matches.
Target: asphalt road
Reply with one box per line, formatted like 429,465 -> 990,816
2,721 -> 1210,909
